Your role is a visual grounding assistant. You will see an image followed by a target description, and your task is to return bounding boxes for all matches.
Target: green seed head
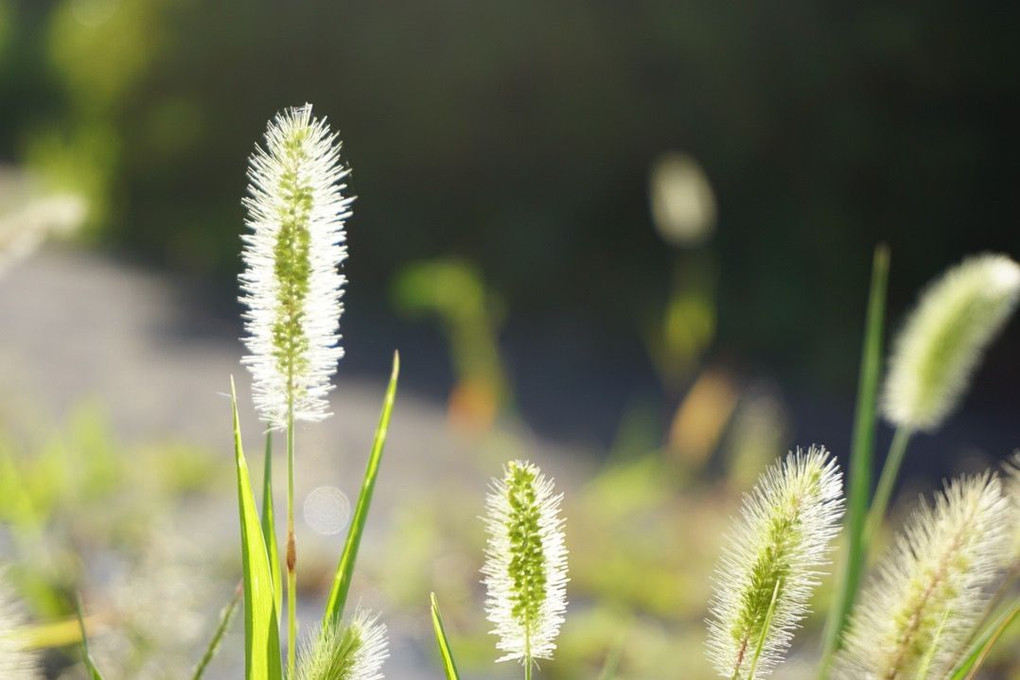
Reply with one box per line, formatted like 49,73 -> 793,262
482,460 -> 569,666
883,254 -> 1020,432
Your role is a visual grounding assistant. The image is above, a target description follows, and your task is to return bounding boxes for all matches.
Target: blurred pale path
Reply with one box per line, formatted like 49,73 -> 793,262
0,247 -> 589,679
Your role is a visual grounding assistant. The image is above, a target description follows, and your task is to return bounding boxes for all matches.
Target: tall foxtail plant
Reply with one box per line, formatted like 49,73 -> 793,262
239,103 -> 352,676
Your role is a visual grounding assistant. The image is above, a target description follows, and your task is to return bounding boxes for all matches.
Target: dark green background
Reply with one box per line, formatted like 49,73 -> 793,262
2,0 -> 1017,399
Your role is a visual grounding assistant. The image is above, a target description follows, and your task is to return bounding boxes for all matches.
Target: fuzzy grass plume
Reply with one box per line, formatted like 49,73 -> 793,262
239,103 -> 351,429
482,460 -> 568,670
835,472 -> 1012,679
706,446 -> 844,679
882,254 -> 1020,432
1006,452 -> 1020,566
295,610 -> 388,680
0,570 -> 39,680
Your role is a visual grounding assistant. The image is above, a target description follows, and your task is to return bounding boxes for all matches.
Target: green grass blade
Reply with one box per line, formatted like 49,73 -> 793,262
864,425 -> 911,544
75,595 -> 105,680
597,633 -> 626,680
323,351 -> 400,623
231,377 -> 284,680
947,600 -> 1020,680
190,585 -> 242,680
429,592 -> 461,680
818,244 -> 890,678
261,433 -> 282,618
746,578 -> 781,680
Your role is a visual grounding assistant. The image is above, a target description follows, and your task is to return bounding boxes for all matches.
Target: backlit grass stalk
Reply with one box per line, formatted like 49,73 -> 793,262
482,460 -> 568,678
869,255 -> 1020,540
835,473 -> 1013,679
706,446 -> 844,679
818,245 -> 889,678
240,103 -> 352,676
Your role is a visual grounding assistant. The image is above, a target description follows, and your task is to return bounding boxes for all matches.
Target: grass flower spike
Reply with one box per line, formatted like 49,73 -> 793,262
0,570 -> 39,680
883,253 -> 1020,432
706,446 -> 844,679
1006,452 -> 1020,566
240,103 -> 351,429
295,610 -> 388,680
835,472 -> 1012,679
482,460 -> 568,673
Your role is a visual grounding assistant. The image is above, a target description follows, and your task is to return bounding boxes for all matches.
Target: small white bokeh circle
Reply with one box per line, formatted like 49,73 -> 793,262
302,485 -> 351,536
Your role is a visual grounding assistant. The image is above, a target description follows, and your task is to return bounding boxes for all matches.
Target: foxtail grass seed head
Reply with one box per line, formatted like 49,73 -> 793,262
835,472 -> 1013,680
706,446 -> 844,679
240,103 -> 351,429
295,609 -> 388,680
882,254 -> 1020,432
1006,452 -> 1020,565
0,570 -> 39,680
482,460 -> 568,667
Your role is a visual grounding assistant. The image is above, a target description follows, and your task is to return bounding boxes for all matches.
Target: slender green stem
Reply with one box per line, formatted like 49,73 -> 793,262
286,402 -> 297,679
818,244 -> 889,679
961,602 -> 1020,680
747,579 -> 781,680
525,661 -> 532,680
865,427 -> 912,545
190,584 -> 242,680
596,631 -> 626,680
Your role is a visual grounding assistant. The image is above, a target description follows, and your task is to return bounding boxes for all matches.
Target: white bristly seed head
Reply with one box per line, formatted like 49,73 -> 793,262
835,472 -> 1013,680
1005,452 -> 1020,566
705,446 -> 844,679
295,609 -> 388,680
240,103 -> 351,429
0,570 -> 39,680
882,253 -> 1020,432
482,460 -> 568,668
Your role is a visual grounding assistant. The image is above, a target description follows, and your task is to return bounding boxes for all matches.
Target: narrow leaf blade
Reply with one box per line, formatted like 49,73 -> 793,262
948,600 -> 1020,680
323,351 -> 400,622
231,378 -> 284,680
819,244 -> 890,677
261,433 -> 282,617
597,633 -> 627,680
190,585 -> 242,680
430,592 -> 461,680
75,595 -> 105,680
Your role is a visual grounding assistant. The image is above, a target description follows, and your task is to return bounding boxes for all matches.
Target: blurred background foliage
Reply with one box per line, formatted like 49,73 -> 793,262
1,0 -> 1017,398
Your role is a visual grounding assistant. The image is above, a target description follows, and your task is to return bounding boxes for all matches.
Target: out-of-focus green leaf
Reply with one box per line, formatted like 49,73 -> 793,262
324,351 -> 399,623
948,600 -> 1019,680
231,378 -> 283,680
190,586 -> 242,680
430,592 -> 461,680
596,633 -> 626,680
819,244 -> 889,678
76,596 -> 105,680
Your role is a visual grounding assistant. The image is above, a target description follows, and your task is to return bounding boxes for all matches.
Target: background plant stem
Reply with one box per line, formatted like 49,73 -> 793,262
865,427 -> 912,545
817,245 -> 889,678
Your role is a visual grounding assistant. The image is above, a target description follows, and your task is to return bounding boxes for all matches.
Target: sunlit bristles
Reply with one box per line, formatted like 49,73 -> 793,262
1005,452 -> 1020,566
295,610 -> 388,680
482,460 -> 569,668
240,103 -> 351,429
882,254 -> 1020,432
706,446 -> 844,679
835,472 -> 1013,679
